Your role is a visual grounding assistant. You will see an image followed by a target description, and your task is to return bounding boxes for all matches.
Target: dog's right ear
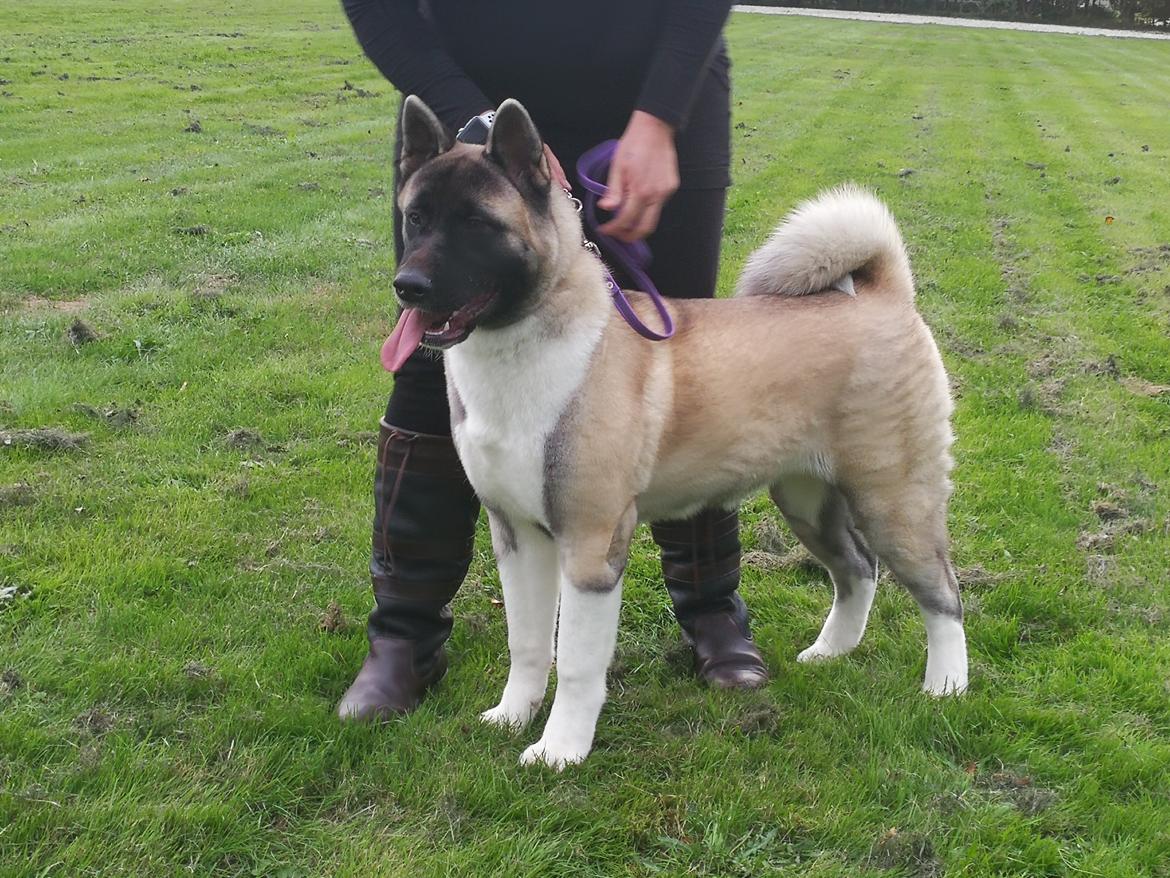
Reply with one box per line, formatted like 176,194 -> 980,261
399,95 -> 451,182
486,99 -> 550,200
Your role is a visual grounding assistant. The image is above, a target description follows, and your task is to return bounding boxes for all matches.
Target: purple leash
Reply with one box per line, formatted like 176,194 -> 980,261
575,140 -> 675,341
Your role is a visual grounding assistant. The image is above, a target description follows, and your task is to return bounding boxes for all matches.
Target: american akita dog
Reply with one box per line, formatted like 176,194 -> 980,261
381,96 -> 968,769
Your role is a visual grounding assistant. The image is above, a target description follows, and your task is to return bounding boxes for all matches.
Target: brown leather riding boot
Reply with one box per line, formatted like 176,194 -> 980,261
337,421 -> 480,721
651,508 -> 769,689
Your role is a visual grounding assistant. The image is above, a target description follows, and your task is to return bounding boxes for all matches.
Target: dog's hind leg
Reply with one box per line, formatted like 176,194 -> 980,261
520,502 -> 637,770
480,513 -> 560,731
844,479 -> 967,695
770,474 -> 878,662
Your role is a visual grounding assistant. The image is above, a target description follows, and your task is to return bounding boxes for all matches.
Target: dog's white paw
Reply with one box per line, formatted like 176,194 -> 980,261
480,698 -> 541,731
519,737 -> 590,771
922,670 -> 968,696
797,639 -> 849,663
922,615 -> 968,696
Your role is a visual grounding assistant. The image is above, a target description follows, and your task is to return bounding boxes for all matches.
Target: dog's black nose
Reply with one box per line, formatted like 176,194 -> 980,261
393,269 -> 432,304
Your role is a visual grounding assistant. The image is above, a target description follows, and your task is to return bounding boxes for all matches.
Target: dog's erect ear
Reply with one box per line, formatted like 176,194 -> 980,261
399,95 -> 451,182
486,99 -> 551,198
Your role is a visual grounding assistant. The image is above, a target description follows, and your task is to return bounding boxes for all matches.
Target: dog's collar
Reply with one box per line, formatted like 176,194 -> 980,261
456,111 -> 495,145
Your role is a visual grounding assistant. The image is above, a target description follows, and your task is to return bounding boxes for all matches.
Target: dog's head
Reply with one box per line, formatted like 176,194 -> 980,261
387,96 -> 560,361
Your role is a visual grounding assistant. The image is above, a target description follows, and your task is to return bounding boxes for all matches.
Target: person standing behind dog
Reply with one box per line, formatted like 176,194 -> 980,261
337,0 -> 771,721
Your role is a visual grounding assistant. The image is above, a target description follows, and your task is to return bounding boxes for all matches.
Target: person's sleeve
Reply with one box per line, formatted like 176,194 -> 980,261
341,0 -> 492,133
635,0 -> 734,132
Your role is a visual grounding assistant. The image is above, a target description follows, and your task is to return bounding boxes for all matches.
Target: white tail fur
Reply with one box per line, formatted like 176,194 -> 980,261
735,185 -> 913,299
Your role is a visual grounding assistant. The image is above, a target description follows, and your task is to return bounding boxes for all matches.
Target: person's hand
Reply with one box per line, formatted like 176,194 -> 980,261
598,110 -> 679,242
544,144 -> 571,191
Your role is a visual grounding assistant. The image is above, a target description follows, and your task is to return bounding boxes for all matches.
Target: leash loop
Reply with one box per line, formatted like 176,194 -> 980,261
574,141 -> 675,341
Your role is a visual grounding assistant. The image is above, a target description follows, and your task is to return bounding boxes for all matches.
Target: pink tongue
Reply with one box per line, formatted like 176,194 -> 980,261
381,308 -> 428,372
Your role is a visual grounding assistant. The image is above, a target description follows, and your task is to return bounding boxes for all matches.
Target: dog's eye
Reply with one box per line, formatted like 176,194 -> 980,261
464,214 -> 489,227
406,211 -> 423,227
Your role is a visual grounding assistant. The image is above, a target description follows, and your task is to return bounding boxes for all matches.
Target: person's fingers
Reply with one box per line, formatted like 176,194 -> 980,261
598,192 -> 652,242
631,201 -> 664,241
543,144 -> 571,191
597,158 -> 625,211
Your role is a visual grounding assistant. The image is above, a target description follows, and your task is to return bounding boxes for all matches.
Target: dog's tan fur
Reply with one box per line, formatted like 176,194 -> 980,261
531,194 -> 956,615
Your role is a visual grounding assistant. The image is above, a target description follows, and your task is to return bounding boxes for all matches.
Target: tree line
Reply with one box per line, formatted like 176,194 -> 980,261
757,0 -> 1170,29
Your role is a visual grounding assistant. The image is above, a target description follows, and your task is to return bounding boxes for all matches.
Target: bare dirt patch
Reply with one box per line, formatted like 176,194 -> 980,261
194,272 -> 237,299
67,318 -> 98,345
335,429 -> 378,448
243,122 -> 284,137
1121,376 -> 1170,397
224,476 -> 251,499
183,660 -> 214,679
222,428 -> 265,450
1092,499 -> 1128,521
310,280 -> 341,297
956,564 -> 1007,590
727,697 -> 784,737
1083,354 -> 1121,378
0,482 -> 35,507
742,546 -> 819,574
975,769 -> 1059,815
749,517 -> 789,554
0,668 -> 24,696
744,518 -> 819,572
1078,492 -> 1150,554
1085,553 -> 1115,585
340,80 -> 379,99
1126,243 -> 1170,276
1,428 -> 89,452
74,706 -> 117,735
19,296 -> 88,313
319,600 -> 349,634
868,828 -> 942,877
72,403 -> 140,427
1017,378 -> 1066,415
0,582 -> 32,607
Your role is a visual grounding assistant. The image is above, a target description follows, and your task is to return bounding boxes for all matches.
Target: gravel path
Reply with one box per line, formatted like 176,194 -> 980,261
734,5 -> 1170,40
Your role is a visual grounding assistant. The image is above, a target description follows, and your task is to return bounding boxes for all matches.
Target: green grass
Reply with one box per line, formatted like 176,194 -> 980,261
3,2 -> 1169,875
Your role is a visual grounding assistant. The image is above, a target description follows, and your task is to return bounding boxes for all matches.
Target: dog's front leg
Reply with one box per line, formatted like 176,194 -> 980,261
519,573 -> 622,770
520,504 -> 636,770
480,514 -> 559,731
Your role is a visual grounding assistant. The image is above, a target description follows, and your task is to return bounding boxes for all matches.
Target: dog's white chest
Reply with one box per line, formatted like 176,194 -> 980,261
454,410 -> 548,522
447,317 -> 602,526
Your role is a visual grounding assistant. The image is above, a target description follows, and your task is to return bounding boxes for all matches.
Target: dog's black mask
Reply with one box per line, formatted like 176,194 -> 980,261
392,97 -> 553,349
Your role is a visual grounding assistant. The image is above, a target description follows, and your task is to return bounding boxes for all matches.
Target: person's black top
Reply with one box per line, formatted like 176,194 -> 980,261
341,0 -> 733,136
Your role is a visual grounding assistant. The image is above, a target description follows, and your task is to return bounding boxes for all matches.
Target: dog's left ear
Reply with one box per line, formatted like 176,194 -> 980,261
399,95 -> 451,183
486,99 -> 551,198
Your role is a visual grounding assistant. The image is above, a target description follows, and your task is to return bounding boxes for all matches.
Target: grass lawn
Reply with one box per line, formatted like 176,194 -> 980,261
3,2 -> 1170,875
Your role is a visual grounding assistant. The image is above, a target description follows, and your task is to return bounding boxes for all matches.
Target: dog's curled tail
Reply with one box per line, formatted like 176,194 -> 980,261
734,184 -> 913,300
